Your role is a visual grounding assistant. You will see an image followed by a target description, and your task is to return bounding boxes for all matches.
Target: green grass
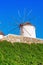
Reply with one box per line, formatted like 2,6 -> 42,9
0,40 -> 43,65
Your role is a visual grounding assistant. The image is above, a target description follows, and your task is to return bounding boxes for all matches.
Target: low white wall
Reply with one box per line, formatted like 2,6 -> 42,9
1,34 -> 43,44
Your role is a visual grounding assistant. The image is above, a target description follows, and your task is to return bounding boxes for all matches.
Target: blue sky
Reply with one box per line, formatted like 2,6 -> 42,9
0,0 -> 43,39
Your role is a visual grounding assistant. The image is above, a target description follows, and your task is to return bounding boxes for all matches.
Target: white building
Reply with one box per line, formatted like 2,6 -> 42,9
0,32 -> 4,39
20,22 -> 36,38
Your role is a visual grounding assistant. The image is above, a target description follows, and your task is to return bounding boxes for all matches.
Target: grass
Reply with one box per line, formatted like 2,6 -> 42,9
0,40 -> 43,65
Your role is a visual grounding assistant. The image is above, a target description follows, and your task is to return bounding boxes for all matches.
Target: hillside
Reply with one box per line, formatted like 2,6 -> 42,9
0,41 -> 43,65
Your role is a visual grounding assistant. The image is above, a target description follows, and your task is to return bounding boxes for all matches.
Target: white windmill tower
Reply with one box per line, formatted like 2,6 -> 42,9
20,22 -> 36,38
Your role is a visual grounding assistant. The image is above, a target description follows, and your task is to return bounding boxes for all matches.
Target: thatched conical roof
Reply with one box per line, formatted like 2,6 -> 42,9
20,22 -> 34,27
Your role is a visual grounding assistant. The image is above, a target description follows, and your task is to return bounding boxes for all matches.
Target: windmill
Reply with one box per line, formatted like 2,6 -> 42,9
0,21 -> 5,39
7,9 -> 36,38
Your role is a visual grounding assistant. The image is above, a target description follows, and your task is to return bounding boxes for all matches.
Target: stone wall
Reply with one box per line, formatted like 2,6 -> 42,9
1,34 -> 43,44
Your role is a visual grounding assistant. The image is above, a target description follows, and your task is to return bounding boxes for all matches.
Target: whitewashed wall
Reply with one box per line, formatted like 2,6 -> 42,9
0,35 -> 4,39
20,25 -> 36,38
